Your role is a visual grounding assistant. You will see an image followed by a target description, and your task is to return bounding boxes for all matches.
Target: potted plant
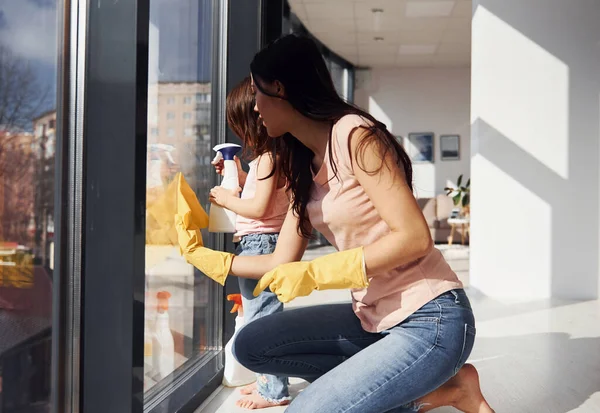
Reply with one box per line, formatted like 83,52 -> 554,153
444,174 -> 470,217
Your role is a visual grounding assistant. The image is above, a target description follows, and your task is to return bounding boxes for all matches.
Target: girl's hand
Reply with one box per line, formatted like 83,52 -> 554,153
209,186 -> 242,208
211,155 -> 225,176
211,155 -> 247,187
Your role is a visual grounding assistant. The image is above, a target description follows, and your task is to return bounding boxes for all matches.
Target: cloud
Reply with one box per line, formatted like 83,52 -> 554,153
0,0 -> 58,65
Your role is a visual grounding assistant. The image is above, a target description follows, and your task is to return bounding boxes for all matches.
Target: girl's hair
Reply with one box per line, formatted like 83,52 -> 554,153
250,34 -> 413,238
226,76 -> 274,160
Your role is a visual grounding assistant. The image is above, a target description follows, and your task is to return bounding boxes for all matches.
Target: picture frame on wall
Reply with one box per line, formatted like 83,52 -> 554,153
440,134 -> 460,161
407,132 -> 434,163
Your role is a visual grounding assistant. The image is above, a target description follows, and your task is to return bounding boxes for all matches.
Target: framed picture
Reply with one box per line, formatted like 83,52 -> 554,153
440,134 -> 460,161
407,132 -> 434,163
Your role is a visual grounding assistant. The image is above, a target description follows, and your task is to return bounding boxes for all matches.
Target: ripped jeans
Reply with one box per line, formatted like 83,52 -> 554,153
235,233 -> 291,403
233,289 -> 476,412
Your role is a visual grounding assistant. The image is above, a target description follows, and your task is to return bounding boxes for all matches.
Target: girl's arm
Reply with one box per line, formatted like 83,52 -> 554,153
211,152 -> 284,219
351,128 -> 434,276
230,205 -> 310,279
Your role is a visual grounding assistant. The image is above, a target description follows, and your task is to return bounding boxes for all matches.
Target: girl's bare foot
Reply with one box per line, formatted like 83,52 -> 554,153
239,382 -> 257,395
235,393 -> 290,410
419,364 -> 495,413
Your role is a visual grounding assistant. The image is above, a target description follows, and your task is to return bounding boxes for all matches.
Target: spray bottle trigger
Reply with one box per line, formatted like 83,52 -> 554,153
212,151 -> 223,164
227,293 -> 243,314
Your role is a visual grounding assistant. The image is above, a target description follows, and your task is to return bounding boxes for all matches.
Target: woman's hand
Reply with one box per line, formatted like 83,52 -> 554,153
209,186 -> 241,208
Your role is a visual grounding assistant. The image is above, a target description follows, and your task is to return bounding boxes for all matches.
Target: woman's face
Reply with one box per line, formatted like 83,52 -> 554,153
251,75 -> 290,138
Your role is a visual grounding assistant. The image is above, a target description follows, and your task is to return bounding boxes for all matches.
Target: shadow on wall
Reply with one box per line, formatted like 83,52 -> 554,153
471,0 -> 600,298
355,68 -> 471,198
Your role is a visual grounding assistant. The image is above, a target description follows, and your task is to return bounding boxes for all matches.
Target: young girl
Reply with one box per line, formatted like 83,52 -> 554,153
209,76 -> 291,410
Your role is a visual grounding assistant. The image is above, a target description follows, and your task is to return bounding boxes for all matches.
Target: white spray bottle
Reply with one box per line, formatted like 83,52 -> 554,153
222,294 -> 256,387
152,291 -> 175,380
209,143 -> 242,233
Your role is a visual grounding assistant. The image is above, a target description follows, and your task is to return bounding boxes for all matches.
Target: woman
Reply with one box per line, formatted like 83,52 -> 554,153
176,34 -> 494,412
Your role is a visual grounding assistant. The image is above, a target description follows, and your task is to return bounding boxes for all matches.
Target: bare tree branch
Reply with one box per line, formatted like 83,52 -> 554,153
0,43 -> 50,132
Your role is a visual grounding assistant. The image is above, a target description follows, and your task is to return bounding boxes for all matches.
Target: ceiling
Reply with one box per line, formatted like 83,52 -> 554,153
288,0 -> 472,68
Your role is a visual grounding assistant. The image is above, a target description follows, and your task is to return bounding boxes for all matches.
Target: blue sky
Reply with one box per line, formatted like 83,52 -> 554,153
0,0 -> 58,116
0,0 -> 213,123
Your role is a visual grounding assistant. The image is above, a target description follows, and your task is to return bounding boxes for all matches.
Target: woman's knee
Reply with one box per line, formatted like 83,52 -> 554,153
232,320 -> 264,370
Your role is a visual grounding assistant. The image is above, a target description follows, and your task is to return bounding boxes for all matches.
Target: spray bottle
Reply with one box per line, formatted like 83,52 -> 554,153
222,294 -> 256,387
152,291 -> 175,380
209,143 -> 242,233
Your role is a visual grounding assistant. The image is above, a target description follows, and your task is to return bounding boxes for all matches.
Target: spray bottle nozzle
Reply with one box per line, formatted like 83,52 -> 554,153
157,291 -> 172,312
213,143 -> 241,161
226,293 -> 243,313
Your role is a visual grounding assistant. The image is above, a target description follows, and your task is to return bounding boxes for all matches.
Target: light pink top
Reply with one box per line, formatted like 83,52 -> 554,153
307,115 -> 462,333
235,158 -> 289,237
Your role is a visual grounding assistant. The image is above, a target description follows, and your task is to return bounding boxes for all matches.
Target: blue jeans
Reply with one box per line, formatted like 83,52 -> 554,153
233,289 -> 476,412
235,233 -> 290,403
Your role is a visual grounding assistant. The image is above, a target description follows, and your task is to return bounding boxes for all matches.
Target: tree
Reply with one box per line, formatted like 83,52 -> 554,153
0,43 -> 49,132
0,43 -> 53,263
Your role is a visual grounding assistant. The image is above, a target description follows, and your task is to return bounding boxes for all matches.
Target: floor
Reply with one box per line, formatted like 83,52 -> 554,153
196,246 -> 600,413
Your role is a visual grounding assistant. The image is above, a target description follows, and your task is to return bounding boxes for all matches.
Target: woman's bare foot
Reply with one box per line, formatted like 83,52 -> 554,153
419,364 -> 495,413
239,382 -> 257,395
235,393 -> 290,410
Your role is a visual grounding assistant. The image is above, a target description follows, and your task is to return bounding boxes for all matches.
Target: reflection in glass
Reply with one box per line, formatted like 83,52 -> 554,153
0,0 -> 58,410
144,0 -> 219,396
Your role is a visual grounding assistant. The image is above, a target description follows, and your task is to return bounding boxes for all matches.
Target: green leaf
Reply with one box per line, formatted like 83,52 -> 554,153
444,187 -> 452,191
466,178 -> 470,188
460,186 -> 467,192
457,174 -> 463,187
462,194 -> 470,207
453,194 -> 461,205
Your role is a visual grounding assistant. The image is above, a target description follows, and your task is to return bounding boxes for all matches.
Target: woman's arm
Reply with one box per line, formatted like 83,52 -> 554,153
229,205 -> 310,279
351,128 -> 433,276
213,153 -> 283,219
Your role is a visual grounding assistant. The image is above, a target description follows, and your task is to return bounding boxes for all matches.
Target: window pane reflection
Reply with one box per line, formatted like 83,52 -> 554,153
0,0 -> 59,410
144,0 -> 219,396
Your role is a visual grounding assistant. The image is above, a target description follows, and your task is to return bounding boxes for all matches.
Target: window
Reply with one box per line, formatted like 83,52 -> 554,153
0,3 -> 58,412
145,0 -> 219,404
151,128 -> 159,136
195,93 -> 210,103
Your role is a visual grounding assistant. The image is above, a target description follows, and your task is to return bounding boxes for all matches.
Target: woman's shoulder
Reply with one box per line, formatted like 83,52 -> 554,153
332,114 -> 373,148
334,114 -> 372,131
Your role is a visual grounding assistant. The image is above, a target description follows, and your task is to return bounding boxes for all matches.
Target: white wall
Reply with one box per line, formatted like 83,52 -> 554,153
471,0 -> 600,300
355,68 -> 471,198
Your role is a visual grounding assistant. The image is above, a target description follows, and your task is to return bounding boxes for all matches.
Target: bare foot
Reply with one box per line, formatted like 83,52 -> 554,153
419,364 -> 495,413
235,393 -> 290,410
239,382 -> 257,395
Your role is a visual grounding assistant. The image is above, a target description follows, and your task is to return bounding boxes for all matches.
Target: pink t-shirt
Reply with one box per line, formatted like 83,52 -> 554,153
235,158 -> 289,237
307,114 -> 463,333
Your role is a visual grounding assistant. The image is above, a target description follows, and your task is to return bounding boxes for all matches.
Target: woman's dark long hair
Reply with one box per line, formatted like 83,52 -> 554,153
251,34 -> 413,238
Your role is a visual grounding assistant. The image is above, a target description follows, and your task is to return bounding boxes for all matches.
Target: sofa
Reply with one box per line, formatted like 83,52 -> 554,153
417,195 -> 468,244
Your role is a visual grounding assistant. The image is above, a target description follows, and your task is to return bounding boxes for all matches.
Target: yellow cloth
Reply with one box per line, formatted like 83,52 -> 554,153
146,172 -> 207,246
253,247 -> 369,303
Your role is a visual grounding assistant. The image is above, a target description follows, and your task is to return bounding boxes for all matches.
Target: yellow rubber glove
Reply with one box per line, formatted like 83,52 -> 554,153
173,173 -> 233,285
253,247 -> 369,303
